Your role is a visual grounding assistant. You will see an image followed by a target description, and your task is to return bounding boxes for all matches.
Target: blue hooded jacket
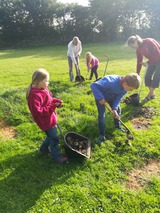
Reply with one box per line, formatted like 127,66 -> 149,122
90,75 -> 127,110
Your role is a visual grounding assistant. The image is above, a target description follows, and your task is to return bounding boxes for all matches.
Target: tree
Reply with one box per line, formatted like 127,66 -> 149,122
89,0 -> 122,41
0,0 -> 59,41
142,0 -> 160,38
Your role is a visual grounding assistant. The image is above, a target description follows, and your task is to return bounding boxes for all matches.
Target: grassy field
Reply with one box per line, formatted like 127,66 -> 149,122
0,42 -> 159,213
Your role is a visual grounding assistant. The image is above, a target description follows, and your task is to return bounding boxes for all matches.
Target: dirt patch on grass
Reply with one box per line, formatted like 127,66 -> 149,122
131,107 -> 155,130
0,121 -> 16,140
126,159 -> 160,190
131,117 -> 151,130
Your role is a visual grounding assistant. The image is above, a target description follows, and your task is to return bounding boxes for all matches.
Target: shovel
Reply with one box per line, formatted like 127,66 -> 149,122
86,69 -> 89,80
75,67 -> 85,82
124,67 -> 147,106
104,103 -> 134,141
103,54 -> 110,76
94,55 -> 110,82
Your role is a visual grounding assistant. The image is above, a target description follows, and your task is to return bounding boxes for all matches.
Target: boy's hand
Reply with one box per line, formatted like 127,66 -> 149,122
112,110 -> 120,120
99,99 -> 106,105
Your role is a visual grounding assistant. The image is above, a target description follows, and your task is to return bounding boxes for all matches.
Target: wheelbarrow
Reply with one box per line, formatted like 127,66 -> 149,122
124,67 -> 147,106
57,124 -> 91,159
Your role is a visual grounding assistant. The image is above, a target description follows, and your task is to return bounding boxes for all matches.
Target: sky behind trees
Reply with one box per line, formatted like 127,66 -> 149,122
57,0 -> 89,6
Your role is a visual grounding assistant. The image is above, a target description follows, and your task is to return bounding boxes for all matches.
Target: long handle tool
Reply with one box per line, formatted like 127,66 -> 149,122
103,55 -> 110,76
104,103 -> 134,140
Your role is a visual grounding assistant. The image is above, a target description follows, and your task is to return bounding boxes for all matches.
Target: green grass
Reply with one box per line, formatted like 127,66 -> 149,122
0,42 -> 160,213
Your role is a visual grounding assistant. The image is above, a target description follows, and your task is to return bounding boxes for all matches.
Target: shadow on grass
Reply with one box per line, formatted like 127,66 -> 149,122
0,151 -> 82,213
49,80 -> 90,95
0,46 -> 67,60
120,103 -> 142,121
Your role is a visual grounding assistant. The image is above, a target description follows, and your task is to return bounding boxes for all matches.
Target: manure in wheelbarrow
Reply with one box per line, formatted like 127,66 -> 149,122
66,136 -> 88,154
64,132 -> 91,159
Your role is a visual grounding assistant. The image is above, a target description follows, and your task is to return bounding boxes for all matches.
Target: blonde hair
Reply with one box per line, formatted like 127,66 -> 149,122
86,52 -> 93,63
123,73 -> 141,89
73,36 -> 79,42
127,35 -> 143,47
72,36 -> 80,45
26,68 -> 49,100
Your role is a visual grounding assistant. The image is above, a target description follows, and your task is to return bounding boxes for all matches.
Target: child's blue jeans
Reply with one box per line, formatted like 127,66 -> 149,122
96,99 -> 121,137
40,126 -> 60,160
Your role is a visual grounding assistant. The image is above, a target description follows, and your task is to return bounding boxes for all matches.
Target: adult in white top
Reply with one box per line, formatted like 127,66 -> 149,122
67,36 -> 82,82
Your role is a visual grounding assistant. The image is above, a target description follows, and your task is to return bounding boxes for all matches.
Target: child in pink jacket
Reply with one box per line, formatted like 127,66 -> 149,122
86,52 -> 99,80
26,68 -> 68,163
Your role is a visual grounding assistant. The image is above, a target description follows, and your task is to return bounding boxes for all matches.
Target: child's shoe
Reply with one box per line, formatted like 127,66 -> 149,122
97,136 -> 106,144
55,156 -> 69,164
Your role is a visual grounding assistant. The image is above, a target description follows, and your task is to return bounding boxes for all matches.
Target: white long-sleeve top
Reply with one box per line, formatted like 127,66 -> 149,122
67,40 -> 82,65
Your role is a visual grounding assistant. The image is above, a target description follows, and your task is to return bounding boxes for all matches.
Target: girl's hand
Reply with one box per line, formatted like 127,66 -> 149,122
55,102 -> 62,108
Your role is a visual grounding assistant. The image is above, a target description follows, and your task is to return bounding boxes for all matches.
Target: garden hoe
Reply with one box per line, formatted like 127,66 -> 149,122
104,103 -> 134,145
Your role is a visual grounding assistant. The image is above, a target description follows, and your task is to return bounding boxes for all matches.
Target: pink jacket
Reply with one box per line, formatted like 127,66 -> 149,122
28,87 -> 62,131
136,38 -> 160,74
86,55 -> 99,70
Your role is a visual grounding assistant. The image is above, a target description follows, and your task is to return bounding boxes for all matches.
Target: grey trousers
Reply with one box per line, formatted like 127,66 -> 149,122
145,61 -> 160,88
68,56 -> 79,81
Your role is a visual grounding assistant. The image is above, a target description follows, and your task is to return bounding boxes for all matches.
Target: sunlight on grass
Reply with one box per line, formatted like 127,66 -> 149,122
0,42 -> 159,213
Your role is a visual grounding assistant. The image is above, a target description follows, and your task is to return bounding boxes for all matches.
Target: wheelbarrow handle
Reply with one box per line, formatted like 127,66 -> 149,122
57,123 -> 64,138
104,103 -> 132,134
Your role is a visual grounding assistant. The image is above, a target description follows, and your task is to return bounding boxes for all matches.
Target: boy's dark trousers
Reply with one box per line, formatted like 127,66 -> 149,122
96,99 -> 121,137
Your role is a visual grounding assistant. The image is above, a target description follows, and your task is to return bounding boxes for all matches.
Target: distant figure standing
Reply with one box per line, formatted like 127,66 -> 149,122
67,36 -> 82,82
127,35 -> 160,103
86,52 -> 99,80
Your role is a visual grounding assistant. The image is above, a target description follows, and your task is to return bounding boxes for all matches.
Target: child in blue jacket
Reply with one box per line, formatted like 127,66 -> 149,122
90,73 -> 141,144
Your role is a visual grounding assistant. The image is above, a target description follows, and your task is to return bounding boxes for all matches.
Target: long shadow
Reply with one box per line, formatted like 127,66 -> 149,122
0,46 -> 67,60
0,151 -> 79,213
121,102 -> 143,121
49,79 -> 90,95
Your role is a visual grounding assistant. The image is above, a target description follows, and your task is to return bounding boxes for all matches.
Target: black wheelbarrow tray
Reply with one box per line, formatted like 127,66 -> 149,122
64,132 -> 91,159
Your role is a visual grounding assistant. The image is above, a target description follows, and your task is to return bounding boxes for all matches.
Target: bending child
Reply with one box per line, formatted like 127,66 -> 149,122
90,73 -> 141,144
26,68 -> 68,163
86,52 -> 99,80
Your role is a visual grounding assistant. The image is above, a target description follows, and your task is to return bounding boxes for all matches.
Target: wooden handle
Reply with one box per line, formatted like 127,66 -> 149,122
104,104 -> 132,134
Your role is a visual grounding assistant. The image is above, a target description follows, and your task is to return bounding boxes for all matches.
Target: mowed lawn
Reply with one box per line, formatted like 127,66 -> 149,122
0,42 -> 159,213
